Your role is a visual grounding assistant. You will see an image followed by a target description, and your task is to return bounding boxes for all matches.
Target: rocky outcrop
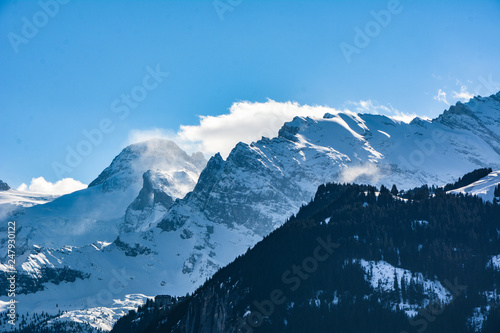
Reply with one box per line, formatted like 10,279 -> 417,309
0,180 -> 10,191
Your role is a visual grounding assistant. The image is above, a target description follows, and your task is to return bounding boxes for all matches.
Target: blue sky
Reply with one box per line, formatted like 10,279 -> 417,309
1,0 -> 499,190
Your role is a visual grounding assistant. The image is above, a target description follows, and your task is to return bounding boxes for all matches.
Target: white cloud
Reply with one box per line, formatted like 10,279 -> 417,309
129,100 -> 337,158
434,79 -> 478,105
128,100 -> 421,159
128,128 -> 178,148
452,85 -> 474,101
339,164 -> 382,184
344,100 -> 420,123
17,177 -> 87,195
434,89 -> 449,105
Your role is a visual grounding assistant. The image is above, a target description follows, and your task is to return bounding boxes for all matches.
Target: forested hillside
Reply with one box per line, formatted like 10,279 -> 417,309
112,181 -> 500,333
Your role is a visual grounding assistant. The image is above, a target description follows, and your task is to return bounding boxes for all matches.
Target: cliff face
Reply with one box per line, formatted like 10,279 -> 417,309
179,285 -> 236,333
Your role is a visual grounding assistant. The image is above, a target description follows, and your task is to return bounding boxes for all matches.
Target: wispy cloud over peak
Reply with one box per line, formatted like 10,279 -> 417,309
344,100 -> 419,123
434,89 -> 449,105
452,85 -> 474,101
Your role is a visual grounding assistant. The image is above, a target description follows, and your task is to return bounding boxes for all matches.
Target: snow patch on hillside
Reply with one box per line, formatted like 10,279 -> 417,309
50,294 -> 150,332
356,259 -> 453,316
450,170 -> 500,202
468,290 -> 500,332
487,254 -> 500,271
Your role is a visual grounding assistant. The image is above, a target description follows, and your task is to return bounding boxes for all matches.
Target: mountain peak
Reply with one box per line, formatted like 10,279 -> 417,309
124,139 -> 187,158
277,116 -> 313,142
88,139 -> 207,192
0,180 -> 10,191
443,100 -> 475,116
434,92 -> 500,132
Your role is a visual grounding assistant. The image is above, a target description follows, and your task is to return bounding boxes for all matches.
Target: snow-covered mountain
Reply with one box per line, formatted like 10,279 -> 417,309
2,92 -> 500,332
159,92 -> 500,236
4,139 -> 207,249
0,140 -> 210,331
88,139 -> 206,195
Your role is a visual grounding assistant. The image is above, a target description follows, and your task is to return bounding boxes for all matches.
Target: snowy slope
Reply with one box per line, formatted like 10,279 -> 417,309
0,179 -> 60,220
0,188 -> 59,220
0,224 -> 259,332
449,170 -> 500,202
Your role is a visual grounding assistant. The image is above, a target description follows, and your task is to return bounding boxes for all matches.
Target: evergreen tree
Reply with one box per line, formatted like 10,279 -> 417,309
378,185 -> 392,205
393,270 -> 400,301
400,275 -> 407,303
391,184 -> 398,196
380,185 -> 389,194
